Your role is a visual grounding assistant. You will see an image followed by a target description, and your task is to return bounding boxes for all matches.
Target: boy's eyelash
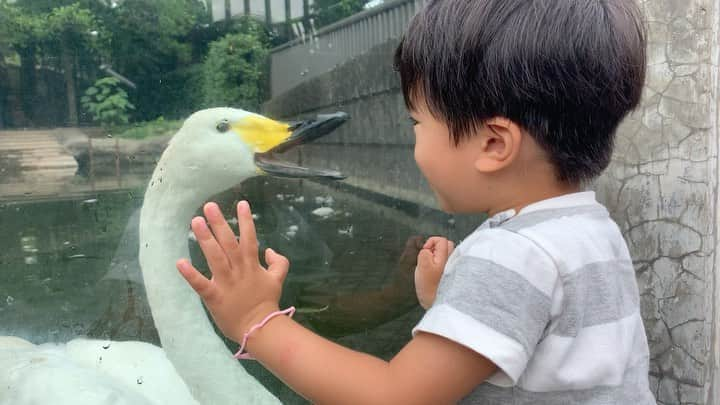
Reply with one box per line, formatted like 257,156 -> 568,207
408,116 -> 419,126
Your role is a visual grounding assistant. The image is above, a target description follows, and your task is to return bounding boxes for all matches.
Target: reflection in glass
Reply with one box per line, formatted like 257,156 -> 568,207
0,1 -> 476,404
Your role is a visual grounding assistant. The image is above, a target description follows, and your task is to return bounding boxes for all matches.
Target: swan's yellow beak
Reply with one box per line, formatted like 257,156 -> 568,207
233,112 -> 349,180
231,115 -> 294,153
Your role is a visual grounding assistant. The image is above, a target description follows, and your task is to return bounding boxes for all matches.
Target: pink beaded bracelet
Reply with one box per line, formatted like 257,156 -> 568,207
233,306 -> 296,360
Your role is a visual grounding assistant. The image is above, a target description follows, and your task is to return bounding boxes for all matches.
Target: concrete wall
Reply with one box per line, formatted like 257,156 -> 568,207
594,1 -> 720,403
270,0 -> 423,97
265,0 -> 720,403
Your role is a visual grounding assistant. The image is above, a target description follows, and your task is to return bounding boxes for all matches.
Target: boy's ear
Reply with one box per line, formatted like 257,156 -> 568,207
473,118 -> 523,173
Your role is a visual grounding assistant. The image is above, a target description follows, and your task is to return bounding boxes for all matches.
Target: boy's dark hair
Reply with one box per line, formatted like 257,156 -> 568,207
394,0 -> 646,184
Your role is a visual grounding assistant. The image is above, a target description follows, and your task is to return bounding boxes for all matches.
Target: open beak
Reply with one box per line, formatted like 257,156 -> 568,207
254,112 -> 348,180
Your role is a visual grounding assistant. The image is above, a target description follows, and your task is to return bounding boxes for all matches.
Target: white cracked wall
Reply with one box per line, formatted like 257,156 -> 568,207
594,0 -> 720,403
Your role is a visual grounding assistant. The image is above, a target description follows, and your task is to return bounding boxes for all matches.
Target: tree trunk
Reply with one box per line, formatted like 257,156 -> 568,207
264,0 -> 272,26
302,0 -> 310,33
61,42 -> 78,126
0,50 -> 6,129
285,0 -> 292,39
18,46 -> 37,125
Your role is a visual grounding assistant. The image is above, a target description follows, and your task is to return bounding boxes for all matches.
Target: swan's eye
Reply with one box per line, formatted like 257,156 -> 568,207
216,119 -> 230,133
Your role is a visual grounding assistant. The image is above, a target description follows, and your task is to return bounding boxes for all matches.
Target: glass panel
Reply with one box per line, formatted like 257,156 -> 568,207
0,1 -> 478,403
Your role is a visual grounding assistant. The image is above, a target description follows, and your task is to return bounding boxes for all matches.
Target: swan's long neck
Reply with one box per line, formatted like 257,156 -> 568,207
138,146 -> 277,404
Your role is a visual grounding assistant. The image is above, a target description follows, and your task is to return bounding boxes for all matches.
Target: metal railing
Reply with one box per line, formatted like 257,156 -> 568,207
269,0 -> 426,98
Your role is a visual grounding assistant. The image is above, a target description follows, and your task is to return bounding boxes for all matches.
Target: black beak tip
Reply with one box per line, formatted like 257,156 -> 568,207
322,111 -> 349,122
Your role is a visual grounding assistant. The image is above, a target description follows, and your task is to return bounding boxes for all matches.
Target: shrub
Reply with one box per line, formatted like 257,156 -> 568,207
202,32 -> 268,111
81,77 -> 135,129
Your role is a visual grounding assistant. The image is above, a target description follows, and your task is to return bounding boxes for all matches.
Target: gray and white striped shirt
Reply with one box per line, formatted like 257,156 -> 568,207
413,191 -> 655,404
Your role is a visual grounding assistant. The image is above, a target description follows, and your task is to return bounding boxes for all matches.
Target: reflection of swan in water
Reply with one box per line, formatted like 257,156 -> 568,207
260,198 -> 334,276
0,108 -> 347,404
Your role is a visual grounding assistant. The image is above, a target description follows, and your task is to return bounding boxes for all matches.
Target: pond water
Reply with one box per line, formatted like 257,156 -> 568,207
0,167 -> 479,404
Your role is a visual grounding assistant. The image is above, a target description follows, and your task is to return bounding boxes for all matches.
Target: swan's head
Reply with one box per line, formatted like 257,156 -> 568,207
167,108 -> 347,186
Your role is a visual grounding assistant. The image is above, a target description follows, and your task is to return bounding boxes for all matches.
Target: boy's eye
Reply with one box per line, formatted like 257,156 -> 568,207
407,116 -> 419,126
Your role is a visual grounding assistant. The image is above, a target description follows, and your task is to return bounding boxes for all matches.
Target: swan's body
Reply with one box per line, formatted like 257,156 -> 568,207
0,108 -> 346,404
0,337 -> 197,405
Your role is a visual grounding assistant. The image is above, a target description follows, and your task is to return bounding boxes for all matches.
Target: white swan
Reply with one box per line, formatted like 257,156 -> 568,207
0,108 -> 347,404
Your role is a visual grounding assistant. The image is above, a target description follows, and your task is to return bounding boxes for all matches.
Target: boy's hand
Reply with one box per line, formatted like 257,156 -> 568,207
176,201 -> 288,343
415,237 -> 455,309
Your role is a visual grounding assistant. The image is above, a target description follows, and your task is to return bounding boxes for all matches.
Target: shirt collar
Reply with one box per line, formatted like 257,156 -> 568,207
484,191 -> 598,228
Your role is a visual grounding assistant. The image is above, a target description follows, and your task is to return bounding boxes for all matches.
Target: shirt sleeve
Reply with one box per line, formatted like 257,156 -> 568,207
412,228 -> 558,386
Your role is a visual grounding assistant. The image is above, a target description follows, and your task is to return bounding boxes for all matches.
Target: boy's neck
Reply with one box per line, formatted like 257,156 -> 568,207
485,172 -> 582,217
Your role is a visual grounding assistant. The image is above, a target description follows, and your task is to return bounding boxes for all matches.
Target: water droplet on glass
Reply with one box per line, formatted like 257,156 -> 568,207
102,342 -> 111,349
137,377 -> 143,385
6,296 -> 14,305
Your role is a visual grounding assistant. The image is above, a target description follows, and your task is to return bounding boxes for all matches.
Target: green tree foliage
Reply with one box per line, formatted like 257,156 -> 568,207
108,0 -> 207,75
81,77 -> 135,129
312,0 -> 370,28
46,4 -> 101,125
0,3 -> 45,49
202,32 -> 268,111
0,0 -> 274,127
0,3 -> 47,123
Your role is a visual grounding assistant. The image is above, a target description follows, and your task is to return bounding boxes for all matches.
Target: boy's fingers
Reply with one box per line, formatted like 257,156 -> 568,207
176,259 -> 216,301
417,249 -> 433,268
237,201 -> 260,260
265,248 -> 289,283
191,216 -> 230,279
423,236 -> 446,250
203,202 -> 243,265
433,238 -> 449,264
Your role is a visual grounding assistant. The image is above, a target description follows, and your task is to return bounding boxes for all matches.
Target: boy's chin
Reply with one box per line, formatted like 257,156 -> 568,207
434,197 -> 456,214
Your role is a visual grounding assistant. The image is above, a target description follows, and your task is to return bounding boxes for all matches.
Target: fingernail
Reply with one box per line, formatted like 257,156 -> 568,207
239,200 -> 250,212
191,216 -> 207,229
